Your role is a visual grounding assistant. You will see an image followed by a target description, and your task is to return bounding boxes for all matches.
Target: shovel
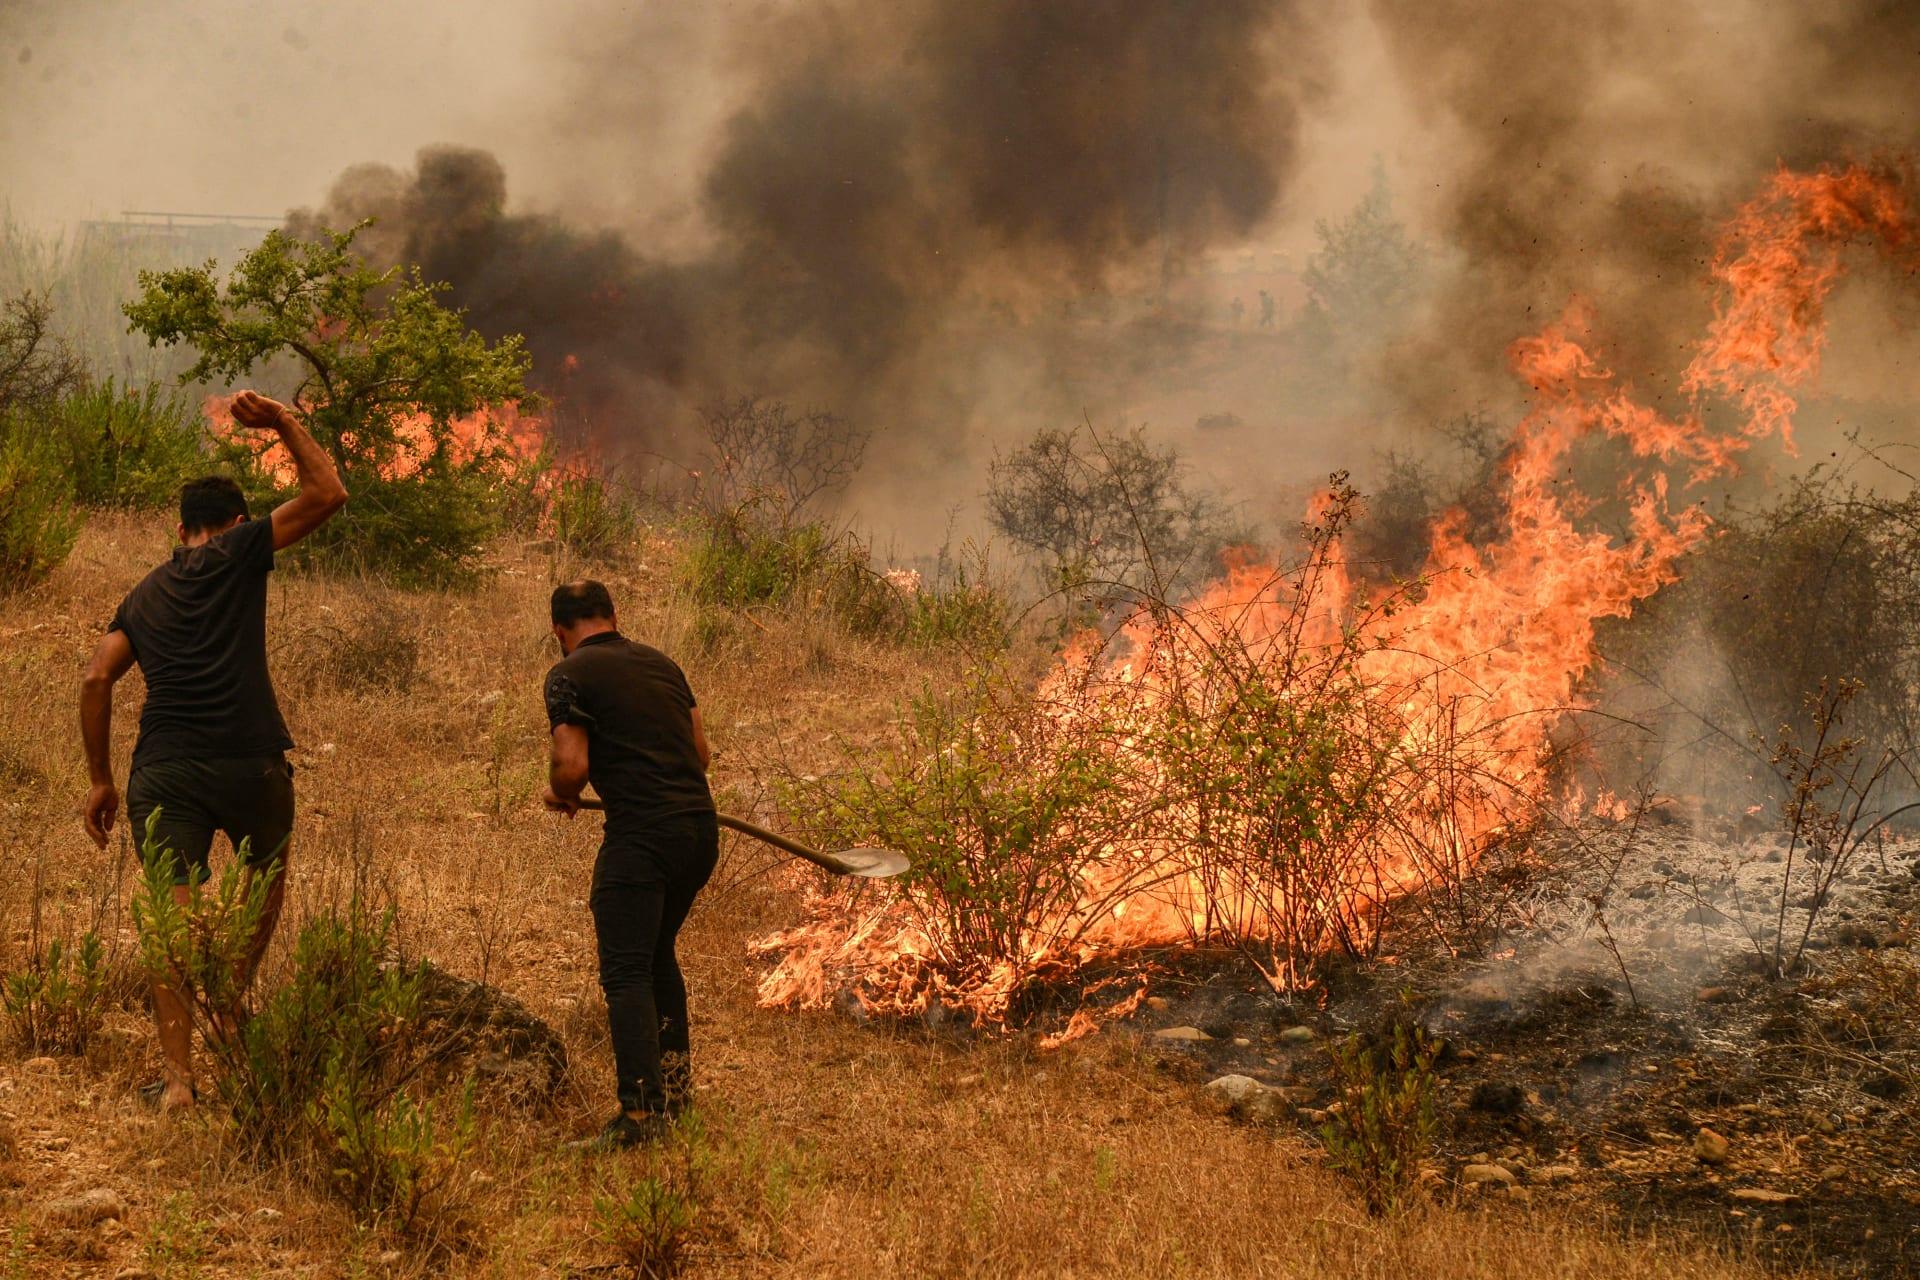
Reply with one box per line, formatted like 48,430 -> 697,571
571,798 -> 909,879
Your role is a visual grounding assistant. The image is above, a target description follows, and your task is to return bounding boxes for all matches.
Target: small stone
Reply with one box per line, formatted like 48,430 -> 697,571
1278,1026 -> 1316,1045
319,742 -> 336,755
1462,1163 -> 1517,1186
42,1188 -> 126,1227
1818,1164 -> 1846,1182
22,1057 -> 56,1073
1506,1185 -> 1532,1202
1144,996 -> 1171,1012
1232,1037 -> 1252,1047
1153,1026 -> 1212,1043
113,1269 -> 156,1280
1696,986 -> 1735,1004
1730,1188 -> 1798,1204
1537,1164 -> 1580,1184
1203,1074 -> 1290,1123
1694,1128 -> 1731,1164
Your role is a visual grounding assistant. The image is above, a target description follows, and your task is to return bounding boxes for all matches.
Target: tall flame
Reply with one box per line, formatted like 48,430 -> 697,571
753,162 -> 1919,1029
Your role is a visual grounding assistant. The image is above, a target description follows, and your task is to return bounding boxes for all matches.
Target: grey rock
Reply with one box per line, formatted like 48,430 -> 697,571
42,1188 -> 125,1227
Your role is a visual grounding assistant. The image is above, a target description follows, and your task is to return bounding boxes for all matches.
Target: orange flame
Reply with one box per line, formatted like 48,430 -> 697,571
202,395 -> 549,486
753,163 -> 1919,1032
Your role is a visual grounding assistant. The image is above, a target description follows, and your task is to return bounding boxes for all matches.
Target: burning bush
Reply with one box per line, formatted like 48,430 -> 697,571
756,163 -> 1920,1032
762,486 -> 1551,1022
125,224 -> 537,588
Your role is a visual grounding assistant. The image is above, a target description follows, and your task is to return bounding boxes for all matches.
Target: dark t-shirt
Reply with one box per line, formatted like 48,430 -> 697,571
544,632 -> 713,833
109,517 -> 292,771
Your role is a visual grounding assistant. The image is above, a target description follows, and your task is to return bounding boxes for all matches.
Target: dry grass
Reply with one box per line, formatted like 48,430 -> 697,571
0,514 -> 1790,1277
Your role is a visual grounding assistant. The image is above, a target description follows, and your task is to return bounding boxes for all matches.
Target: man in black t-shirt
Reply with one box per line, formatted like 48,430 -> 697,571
79,391 -> 348,1111
541,580 -> 716,1150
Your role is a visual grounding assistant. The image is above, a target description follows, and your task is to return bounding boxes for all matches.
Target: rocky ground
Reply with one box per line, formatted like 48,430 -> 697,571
1118,815 -> 1920,1278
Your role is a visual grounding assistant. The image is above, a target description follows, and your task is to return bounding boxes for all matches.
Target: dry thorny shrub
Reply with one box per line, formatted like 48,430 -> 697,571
761,488 -> 1546,1026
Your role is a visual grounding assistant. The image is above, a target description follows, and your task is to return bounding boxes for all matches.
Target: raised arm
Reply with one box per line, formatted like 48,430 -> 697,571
228,390 -> 348,550
80,629 -> 136,848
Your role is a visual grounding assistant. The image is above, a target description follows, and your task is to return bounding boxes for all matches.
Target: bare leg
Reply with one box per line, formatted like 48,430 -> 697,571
152,884 -> 195,1110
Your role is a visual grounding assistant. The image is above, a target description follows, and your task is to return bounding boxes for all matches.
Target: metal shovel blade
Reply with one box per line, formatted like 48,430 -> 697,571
820,846 -> 912,879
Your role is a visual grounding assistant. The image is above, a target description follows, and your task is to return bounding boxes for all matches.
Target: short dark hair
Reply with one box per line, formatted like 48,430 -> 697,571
551,579 -> 616,628
179,476 -> 248,534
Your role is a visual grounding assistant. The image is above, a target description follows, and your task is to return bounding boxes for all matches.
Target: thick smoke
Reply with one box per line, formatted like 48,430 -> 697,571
1367,0 -> 1920,420
292,0 -> 1315,497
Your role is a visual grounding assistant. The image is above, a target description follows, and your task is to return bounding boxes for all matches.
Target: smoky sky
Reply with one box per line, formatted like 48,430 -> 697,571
8,0 -> 1920,535
288,0 -> 1317,474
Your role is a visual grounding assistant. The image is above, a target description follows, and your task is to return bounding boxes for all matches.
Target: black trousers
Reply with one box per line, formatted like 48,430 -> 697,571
589,810 -> 719,1115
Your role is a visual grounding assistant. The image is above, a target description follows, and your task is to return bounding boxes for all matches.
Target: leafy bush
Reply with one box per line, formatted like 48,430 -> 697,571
133,821 -> 472,1229
0,425 -> 82,593
546,469 -> 642,561
126,224 -> 535,587
52,379 -> 206,509
767,665 -> 1162,1017
594,1123 -> 705,1278
1320,1023 -> 1439,1216
2,932 -> 111,1055
679,499 -> 903,637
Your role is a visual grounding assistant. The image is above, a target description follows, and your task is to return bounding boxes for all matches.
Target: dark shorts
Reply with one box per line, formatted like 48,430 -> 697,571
126,754 -> 294,885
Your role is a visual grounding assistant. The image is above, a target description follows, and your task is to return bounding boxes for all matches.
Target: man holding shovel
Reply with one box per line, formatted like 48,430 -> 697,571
79,391 -> 348,1110
542,580 -> 717,1150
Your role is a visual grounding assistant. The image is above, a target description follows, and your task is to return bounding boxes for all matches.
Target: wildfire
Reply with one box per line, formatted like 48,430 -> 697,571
753,162 -> 1920,1031
202,395 -> 549,485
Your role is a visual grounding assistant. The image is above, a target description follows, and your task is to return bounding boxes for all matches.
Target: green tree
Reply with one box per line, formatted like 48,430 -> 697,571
124,225 -> 535,585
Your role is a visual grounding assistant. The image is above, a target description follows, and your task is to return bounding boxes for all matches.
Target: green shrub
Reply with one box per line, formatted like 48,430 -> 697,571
1320,1023 -> 1439,1216
140,1193 -> 212,1279
0,423 -> 81,593
53,378 -> 206,509
2,931 -> 111,1055
681,500 -> 839,609
775,666 -> 1161,1014
594,1125 -> 705,1278
133,818 -> 471,1229
680,499 -> 904,635
892,545 -> 1012,652
547,469 -> 642,561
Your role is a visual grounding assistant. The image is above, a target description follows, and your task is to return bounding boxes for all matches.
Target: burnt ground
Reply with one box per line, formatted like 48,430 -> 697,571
1091,819 -> 1920,1278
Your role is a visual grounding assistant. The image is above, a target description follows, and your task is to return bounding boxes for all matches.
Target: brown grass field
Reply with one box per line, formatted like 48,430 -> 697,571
0,514 -> 1790,1278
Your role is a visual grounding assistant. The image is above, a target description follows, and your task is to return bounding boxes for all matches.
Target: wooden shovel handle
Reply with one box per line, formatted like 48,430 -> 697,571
570,799 -> 846,875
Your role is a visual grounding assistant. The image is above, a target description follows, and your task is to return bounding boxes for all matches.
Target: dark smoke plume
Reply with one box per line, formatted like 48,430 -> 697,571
1367,0 -> 1920,420
292,0 -> 1314,479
